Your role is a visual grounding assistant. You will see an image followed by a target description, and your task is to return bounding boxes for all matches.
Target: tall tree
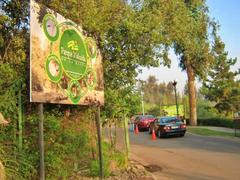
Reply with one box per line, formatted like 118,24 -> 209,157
0,0 -> 29,142
202,33 -> 240,116
142,76 -> 176,106
133,0 -> 214,125
143,76 -> 159,104
169,0 -> 213,125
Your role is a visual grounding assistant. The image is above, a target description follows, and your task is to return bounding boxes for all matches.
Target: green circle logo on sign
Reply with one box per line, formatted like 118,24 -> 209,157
68,80 -> 81,104
60,29 -> 87,80
43,14 -> 59,42
45,54 -> 62,82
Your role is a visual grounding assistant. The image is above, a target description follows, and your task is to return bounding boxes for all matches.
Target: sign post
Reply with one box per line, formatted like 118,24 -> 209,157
38,103 -> 45,180
123,111 -> 130,160
95,106 -> 103,179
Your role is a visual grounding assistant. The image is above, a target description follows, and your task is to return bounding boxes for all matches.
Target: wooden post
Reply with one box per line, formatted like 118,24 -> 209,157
18,89 -> 23,151
123,111 -> 130,160
38,103 -> 45,180
95,106 -> 103,179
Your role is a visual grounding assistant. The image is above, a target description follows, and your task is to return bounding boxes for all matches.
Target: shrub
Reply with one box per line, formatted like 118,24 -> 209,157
89,159 -> 110,177
197,118 -> 234,128
113,151 -> 127,168
89,141 -> 127,178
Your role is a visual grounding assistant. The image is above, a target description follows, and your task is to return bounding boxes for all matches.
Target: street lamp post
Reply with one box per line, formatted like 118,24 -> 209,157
172,80 -> 179,118
141,91 -> 145,116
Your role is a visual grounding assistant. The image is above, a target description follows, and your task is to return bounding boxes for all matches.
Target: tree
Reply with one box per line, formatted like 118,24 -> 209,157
143,76 -> 159,104
142,75 -> 176,107
131,0 -> 214,125
40,0 -> 174,119
202,33 -> 240,116
0,0 -> 29,145
169,0 -> 214,125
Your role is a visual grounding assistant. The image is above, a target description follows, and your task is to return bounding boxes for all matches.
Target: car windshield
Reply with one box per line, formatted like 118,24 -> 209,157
160,117 -> 180,123
140,115 -> 154,121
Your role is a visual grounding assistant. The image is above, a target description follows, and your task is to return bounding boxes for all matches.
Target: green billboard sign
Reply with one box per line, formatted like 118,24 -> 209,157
30,0 -> 104,105
59,29 -> 87,80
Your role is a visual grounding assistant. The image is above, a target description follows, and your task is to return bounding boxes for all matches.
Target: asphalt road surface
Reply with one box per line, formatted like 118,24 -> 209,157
129,131 -> 240,180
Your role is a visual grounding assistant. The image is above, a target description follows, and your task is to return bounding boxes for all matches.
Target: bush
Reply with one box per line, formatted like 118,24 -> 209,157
197,99 -> 224,119
197,118 -> 234,128
1,105 -> 128,179
89,141 -> 111,177
43,112 -> 92,179
89,141 -> 127,178
89,159 -> 110,177
147,106 -> 160,116
16,108 -> 94,179
113,151 -> 127,168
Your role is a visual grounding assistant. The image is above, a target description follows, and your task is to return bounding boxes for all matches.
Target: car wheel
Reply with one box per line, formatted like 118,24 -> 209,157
148,127 -> 152,134
157,130 -> 162,138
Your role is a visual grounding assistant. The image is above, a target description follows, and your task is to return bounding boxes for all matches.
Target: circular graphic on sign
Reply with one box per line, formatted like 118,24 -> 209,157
86,37 -> 97,59
60,29 -> 87,80
45,54 -> 62,83
43,14 -> 59,42
79,79 -> 88,97
86,68 -> 97,90
68,80 -> 81,104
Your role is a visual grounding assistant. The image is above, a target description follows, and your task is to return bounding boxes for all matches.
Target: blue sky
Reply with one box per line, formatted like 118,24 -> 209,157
138,0 -> 240,92
208,0 -> 240,69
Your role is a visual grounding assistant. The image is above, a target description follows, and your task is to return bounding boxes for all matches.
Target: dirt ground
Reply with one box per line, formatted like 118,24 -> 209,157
70,160 -> 155,180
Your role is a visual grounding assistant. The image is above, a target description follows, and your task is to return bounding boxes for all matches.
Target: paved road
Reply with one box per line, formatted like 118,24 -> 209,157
129,131 -> 240,180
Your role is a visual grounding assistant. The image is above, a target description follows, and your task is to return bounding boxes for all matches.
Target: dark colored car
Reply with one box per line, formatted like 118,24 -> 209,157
149,116 -> 186,137
134,115 -> 155,131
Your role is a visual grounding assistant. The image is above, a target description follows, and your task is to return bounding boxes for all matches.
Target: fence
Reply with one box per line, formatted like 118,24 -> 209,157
102,119 -> 127,153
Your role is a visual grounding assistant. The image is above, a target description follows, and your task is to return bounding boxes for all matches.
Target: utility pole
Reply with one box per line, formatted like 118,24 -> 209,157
172,80 -> 179,118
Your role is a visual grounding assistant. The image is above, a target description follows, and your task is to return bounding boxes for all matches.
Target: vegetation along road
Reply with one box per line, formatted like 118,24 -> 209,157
130,131 -> 240,180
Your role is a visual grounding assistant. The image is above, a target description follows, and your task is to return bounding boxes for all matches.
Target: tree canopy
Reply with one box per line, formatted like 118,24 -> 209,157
202,32 -> 240,116
142,75 -> 177,106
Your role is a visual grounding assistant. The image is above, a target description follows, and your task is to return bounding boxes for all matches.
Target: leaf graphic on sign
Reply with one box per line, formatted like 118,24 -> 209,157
68,41 -> 78,51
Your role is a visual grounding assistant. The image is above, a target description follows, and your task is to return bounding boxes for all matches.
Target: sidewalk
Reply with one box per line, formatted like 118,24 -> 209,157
188,126 -> 235,133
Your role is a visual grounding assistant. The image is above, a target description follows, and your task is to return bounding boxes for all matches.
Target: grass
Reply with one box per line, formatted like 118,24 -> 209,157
144,103 -> 184,116
187,127 -> 235,137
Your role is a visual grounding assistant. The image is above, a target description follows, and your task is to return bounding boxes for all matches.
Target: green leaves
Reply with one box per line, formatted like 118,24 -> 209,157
202,34 -> 240,116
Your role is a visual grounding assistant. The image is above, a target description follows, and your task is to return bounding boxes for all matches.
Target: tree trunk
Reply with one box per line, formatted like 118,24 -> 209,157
186,63 -> 197,126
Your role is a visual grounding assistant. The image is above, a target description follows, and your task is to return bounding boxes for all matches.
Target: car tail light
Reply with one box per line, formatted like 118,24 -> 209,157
180,124 -> 186,129
164,126 -> 171,130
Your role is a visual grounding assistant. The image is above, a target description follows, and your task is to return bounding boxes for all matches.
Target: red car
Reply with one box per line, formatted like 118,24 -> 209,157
134,115 -> 155,131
